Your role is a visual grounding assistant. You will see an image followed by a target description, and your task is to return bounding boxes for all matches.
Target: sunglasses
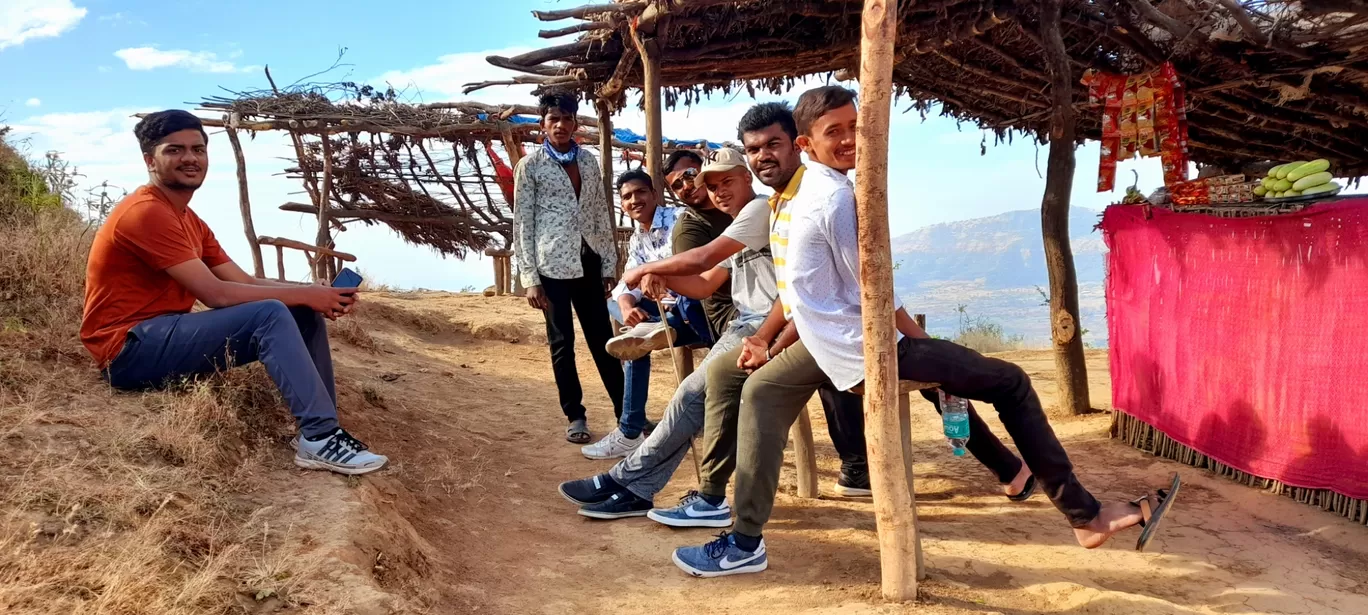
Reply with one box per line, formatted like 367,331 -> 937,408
669,167 -> 699,192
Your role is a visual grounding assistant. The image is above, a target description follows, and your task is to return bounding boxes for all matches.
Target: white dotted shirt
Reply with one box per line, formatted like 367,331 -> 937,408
784,160 -> 903,391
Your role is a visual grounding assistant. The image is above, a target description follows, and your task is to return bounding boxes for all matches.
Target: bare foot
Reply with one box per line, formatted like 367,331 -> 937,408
1004,465 -> 1032,497
1073,501 -> 1143,549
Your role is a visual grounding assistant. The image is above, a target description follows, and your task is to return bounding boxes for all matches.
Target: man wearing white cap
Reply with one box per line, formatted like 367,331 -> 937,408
557,148 -> 776,521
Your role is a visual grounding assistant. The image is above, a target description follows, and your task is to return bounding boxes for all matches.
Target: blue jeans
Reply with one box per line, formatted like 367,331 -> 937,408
103,300 -> 340,439
607,297 -> 711,438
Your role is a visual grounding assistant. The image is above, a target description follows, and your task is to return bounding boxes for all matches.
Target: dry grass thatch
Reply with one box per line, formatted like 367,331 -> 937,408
491,0 -> 1368,177
175,83 -> 672,257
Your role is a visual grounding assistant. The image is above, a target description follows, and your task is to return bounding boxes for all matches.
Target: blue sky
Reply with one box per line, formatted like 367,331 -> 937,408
4,0 -> 1175,291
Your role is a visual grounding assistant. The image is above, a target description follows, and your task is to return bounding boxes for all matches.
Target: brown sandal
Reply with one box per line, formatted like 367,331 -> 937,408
1133,473 -> 1181,552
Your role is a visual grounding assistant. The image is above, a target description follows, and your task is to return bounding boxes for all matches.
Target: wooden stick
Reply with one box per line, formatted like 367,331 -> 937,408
540,20 -> 614,38
275,245 -> 286,282
258,236 -> 357,261
1039,0 -> 1091,416
224,113 -> 265,278
595,99 -> 623,281
791,408 -> 819,499
855,0 -> 917,602
532,1 -> 645,22
316,135 -> 336,282
630,26 -> 666,196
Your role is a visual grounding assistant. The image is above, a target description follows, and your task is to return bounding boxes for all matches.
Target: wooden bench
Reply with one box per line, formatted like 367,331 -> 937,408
483,248 -> 514,296
789,379 -> 939,499
257,236 -> 356,282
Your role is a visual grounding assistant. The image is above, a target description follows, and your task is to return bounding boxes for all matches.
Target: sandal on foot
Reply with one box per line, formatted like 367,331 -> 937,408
1133,472 -> 1181,552
1007,474 -> 1037,502
566,419 -> 591,444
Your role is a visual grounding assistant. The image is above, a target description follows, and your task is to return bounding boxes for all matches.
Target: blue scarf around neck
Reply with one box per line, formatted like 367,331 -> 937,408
542,139 -> 580,164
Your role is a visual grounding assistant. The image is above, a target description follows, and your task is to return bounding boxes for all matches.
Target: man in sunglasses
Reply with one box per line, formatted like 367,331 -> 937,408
664,150 -> 737,344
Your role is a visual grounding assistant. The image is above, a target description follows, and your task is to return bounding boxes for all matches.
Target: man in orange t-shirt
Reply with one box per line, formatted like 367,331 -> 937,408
82,110 -> 387,475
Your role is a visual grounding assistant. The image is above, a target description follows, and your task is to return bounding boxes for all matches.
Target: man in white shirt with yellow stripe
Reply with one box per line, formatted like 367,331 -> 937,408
672,86 -> 1178,579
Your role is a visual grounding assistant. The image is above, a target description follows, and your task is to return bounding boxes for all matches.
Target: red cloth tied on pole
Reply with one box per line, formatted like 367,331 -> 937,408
483,142 -> 517,205
1101,201 -> 1368,499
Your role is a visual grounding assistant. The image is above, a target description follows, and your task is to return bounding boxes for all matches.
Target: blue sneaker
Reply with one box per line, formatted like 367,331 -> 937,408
672,532 -> 767,578
647,490 -> 732,528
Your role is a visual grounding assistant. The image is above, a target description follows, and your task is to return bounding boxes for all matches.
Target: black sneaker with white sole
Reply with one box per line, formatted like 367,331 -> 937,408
835,465 -> 873,497
558,473 -> 623,506
578,491 -> 653,520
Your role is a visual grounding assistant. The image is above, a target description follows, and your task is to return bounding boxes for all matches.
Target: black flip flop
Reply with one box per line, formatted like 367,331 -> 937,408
1134,473 -> 1181,552
1007,474 -> 1037,502
566,419 -> 591,444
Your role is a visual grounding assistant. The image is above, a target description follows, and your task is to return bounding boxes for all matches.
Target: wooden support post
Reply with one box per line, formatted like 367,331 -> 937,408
275,244 -> 286,282
596,99 -> 624,280
791,409 -> 819,499
855,0 -> 918,602
224,113 -> 264,278
630,28 -> 665,195
1040,0 -> 1092,416
897,389 -> 926,581
316,136 -> 336,282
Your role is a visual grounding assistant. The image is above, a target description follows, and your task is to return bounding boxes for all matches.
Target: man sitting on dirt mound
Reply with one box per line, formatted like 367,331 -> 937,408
669,86 -> 1179,578
80,110 -> 387,476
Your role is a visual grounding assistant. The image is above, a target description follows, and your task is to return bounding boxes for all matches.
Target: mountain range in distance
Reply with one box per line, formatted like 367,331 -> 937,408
891,207 -> 1107,347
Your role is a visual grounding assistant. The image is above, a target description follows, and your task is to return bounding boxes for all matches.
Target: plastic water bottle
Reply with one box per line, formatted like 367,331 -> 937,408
938,390 -> 970,457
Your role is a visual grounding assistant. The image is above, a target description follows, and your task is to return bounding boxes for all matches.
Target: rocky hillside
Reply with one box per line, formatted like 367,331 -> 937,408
892,207 -> 1108,346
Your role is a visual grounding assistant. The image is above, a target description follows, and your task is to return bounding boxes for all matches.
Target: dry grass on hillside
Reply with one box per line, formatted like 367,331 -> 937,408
0,138 -> 342,614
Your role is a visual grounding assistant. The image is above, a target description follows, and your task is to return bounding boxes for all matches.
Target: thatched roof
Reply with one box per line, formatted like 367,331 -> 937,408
484,0 -> 1368,177
175,82 -> 729,256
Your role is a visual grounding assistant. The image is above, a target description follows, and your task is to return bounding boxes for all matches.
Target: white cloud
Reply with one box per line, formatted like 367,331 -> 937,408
25,98 -> 41,107
114,46 -> 256,73
0,0 -> 87,50
375,47 -> 538,105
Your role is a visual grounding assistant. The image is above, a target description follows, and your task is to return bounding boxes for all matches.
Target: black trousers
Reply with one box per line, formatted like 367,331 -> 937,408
539,247 -> 624,423
897,336 -> 1101,527
816,385 -> 868,474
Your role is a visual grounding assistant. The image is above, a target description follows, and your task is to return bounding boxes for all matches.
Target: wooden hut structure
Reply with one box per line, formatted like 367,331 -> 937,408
488,0 -> 1368,601
153,80 -> 708,290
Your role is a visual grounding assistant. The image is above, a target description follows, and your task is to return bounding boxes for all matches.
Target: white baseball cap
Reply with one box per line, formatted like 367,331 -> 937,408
695,148 -> 750,188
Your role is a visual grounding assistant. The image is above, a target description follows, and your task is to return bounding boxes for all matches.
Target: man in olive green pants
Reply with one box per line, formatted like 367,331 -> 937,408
698,339 -> 828,527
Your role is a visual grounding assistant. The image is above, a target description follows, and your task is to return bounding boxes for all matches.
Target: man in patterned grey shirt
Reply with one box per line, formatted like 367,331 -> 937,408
513,93 -> 623,445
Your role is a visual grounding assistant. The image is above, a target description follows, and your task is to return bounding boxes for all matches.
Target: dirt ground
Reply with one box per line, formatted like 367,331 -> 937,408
323,292 -> 1368,614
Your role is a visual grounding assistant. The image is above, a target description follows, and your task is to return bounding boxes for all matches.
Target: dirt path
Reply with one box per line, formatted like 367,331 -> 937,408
331,293 -> 1368,614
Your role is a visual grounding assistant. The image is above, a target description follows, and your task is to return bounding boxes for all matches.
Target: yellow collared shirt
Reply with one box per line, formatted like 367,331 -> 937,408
768,165 -> 805,319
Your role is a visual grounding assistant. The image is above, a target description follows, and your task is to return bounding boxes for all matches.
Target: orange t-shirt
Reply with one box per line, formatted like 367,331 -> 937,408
81,185 -> 231,367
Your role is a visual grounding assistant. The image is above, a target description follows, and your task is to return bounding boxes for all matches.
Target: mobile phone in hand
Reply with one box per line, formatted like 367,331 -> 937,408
332,267 -> 363,296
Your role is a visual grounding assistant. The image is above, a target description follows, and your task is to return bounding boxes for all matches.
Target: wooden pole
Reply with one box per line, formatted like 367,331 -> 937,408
275,245 -> 286,282
854,0 -> 918,602
224,113 -> 265,278
791,409 -> 819,498
316,136 -> 336,282
596,99 -> 624,279
630,28 -> 665,195
1040,0 -> 1092,415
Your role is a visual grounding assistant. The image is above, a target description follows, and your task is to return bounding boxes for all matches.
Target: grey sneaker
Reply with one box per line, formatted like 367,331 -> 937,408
605,322 -> 670,360
295,428 -> 388,475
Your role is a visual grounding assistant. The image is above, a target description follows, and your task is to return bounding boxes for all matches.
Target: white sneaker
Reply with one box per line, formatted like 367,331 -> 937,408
580,428 -> 645,460
605,322 -> 670,360
295,428 -> 389,475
